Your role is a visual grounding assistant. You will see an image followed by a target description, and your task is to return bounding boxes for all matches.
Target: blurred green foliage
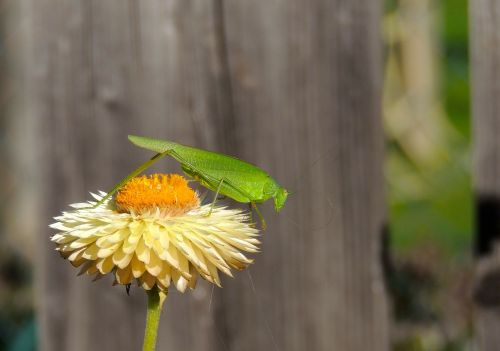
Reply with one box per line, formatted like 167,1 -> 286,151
385,1 -> 473,350
389,159 -> 472,258
442,0 -> 470,137
0,250 -> 34,351
7,320 -> 36,351
386,0 -> 472,259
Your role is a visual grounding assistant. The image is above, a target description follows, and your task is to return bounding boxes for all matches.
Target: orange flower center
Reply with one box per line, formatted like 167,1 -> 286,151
115,174 -> 199,215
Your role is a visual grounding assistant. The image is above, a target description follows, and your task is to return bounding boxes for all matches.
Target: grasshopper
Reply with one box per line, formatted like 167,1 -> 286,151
96,135 -> 288,229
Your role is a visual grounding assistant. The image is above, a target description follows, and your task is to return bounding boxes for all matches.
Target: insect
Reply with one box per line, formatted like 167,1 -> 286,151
95,135 -> 288,229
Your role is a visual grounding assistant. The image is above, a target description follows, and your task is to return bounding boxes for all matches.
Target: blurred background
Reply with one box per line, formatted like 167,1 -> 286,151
0,0 -> 483,350
384,1 -> 472,350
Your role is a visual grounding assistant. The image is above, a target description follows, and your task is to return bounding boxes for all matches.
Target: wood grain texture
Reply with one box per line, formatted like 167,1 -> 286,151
471,1 -> 500,350
216,1 -> 389,350
23,0 -> 389,350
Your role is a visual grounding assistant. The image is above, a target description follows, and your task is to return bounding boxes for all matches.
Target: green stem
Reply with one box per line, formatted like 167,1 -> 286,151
142,287 -> 168,351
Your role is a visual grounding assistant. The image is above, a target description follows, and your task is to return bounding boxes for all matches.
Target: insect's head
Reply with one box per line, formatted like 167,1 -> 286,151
274,187 -> 288,212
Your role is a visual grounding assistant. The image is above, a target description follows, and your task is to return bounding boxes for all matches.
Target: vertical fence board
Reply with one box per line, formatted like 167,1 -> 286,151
471,1 -> 500,350
29,1 -> 229,350
214,1 -> 389,350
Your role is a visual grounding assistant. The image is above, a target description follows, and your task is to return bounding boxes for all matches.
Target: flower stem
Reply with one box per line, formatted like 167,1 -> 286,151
143,287 -> 168,351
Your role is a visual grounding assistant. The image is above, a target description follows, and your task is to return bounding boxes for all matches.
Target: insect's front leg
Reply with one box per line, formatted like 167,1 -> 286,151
89,150 -> 171,209
251,202 -> 267,230
206,178 -> 225,217
248,203 -> 254,225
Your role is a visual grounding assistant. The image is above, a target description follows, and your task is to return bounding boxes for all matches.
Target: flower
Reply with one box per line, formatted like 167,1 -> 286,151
50,174 -> 260,292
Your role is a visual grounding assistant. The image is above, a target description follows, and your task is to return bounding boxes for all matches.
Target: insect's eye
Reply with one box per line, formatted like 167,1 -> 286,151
274,188 -> 288,211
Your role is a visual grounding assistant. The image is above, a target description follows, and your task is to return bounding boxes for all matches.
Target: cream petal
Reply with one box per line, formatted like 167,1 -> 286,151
152,239 -> 164,259
140,272 -> 156,290
96,256 -> 115,274
82,244 -> 100,260
178,240 -> 209,276
96,242 -> 121,258
172,270 -> 188,293
116,266 -> 133,285
122,222 -> 143,253
161,244 -> 181,271
49,222 -> 71,231
157,265 -> 171,287
51,233 -> 77,244
184,234 -> 232,275
177,251 -> 191,280
112,247 -> 133,269
195,244 -> 232,277
68,247 -> 87,262
70,257 -> 86,268
77,261 -> 94,276
135,237 -> 150,264
158,227 -> 170,249
131,254 -> 146,278
226,255 -> 253,270
188,266 -> 198,289
145,251 -> 163,276
142,225 -> 156,248
122,235 -> 139,254
86,262 -> 99,275
58,243 -> 76,253
96,228 -> 129,247
68,237 -> 97,250
206,261 -> 221,287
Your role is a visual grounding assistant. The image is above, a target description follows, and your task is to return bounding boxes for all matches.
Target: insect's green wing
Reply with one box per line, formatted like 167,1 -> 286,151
128,135 -> 286,207
128,135 -> 179,155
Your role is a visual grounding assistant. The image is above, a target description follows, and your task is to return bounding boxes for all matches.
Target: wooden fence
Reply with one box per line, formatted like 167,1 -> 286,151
25,1 -> 389,350
7,0 -> 496,350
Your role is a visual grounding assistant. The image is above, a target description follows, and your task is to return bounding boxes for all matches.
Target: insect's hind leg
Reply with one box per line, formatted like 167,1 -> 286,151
167,149 -> 267,227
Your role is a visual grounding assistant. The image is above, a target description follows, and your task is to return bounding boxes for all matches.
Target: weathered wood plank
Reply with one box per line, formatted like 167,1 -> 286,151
28,1 -> 228,350
471,1 -> 500,350
215,1 -> 389,350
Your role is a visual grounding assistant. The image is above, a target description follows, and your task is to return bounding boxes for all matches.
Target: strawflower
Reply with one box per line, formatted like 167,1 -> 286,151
50,173 -> 259,350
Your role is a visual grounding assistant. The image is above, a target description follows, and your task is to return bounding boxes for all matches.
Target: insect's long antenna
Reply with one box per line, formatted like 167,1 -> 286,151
282,197 -> 335,232
89,150 -> 170,208
285,146 -> 338,198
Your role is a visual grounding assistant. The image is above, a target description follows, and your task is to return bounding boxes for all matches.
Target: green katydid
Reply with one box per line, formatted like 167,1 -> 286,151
95,135 -> 288,228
